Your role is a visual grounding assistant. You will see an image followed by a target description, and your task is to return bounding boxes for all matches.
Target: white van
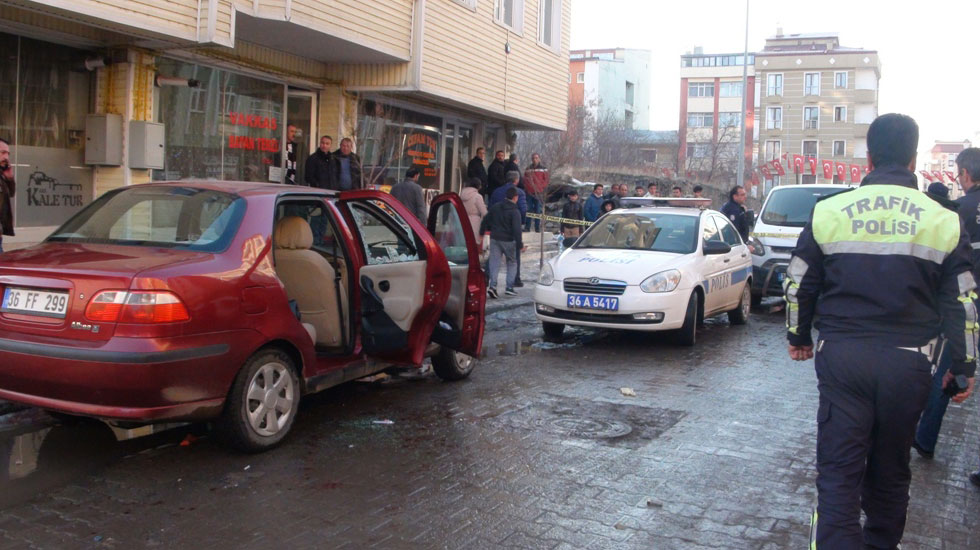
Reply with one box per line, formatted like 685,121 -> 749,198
749,184 -> 852,305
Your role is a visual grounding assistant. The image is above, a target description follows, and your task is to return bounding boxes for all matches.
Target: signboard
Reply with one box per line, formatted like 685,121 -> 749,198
15,146 -> 92,228
403,129 -> 440,189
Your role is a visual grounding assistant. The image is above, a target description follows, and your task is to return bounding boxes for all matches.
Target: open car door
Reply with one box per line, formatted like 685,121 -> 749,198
337,191 -> 451,366
426,193 -> 487,357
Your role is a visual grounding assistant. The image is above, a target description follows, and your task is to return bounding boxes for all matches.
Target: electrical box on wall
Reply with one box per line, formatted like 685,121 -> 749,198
129,121 -> 165,170
84,113 -> 123,166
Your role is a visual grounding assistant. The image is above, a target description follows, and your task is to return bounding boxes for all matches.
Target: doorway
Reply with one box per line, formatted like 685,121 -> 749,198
441,121 -> 474,193
286,91 -> 317,185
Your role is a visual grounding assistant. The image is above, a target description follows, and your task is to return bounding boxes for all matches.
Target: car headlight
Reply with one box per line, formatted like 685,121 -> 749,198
749,237 -> 767,256
538,262 -> 555,286
640,269 -> 681,293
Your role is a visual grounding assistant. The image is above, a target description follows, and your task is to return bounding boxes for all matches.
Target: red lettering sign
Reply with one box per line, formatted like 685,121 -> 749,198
227,112 -> 279,130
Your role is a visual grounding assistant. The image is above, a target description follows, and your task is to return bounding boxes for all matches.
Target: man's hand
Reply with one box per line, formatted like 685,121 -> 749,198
942,371 -> 975,403
788,344 -> 814,361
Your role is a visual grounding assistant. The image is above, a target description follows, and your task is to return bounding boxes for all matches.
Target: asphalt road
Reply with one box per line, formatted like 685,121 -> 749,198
1,301 -> 978,549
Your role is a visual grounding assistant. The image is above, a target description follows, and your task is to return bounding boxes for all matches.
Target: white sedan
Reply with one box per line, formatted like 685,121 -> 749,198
534,205 -> 753,345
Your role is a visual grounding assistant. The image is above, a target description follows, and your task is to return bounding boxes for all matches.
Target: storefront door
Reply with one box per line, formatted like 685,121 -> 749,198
442,122 -> 474,193
285,91 -> 316,185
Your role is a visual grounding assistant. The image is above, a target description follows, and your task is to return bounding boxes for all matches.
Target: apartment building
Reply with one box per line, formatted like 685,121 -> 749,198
678,47 -> 756,179
568,48 -> 651,130
922,140 -> 971,197
0,0 -> 569,247
756,31 -> 880,191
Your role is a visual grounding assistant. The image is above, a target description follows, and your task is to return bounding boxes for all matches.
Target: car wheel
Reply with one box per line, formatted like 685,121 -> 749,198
728,284 -> 751,325
674,291 -> 698,347
217,349 -> 300,453
431,346 -> 476,381
542,321 -> 565,339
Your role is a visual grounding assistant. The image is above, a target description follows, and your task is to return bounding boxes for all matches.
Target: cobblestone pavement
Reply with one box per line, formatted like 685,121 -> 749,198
1,304 -> 979,549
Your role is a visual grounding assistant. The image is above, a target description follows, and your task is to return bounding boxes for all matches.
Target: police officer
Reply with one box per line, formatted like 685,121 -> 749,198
721,185 -> 750,243
785,114 -> 978,550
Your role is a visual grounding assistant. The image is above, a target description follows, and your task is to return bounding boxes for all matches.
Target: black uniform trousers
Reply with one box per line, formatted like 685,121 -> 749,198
814,339 -> 932,550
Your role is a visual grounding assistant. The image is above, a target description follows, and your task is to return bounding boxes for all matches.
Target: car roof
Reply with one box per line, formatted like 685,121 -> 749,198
122,180 -> 340,198
606,206 -> 710,218
768,184 -> 853,192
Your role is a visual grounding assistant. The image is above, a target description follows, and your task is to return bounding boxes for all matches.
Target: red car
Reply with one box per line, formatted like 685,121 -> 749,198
0,182 -> 486,451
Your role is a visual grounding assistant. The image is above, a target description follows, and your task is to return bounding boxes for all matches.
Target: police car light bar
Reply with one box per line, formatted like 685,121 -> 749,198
620,197 -> 712,209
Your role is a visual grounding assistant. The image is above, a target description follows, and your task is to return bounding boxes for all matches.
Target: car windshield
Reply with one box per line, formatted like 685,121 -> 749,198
47,186 -> 246,252
574,212 -> 699,254
761,187 -> 848,227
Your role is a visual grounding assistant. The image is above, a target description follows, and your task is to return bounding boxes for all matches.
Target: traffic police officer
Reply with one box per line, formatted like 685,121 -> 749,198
720,185 -> 751,243
784,114 -> 978,550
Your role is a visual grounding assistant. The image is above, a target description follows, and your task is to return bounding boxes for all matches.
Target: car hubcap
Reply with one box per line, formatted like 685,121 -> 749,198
742,287 -> 751,318
245,362 -> 295,437
456,352 -> 473,372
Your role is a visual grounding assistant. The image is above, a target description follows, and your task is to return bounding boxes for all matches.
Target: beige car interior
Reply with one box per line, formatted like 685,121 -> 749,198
273,216 -> 348,348
359,262 -> 427,332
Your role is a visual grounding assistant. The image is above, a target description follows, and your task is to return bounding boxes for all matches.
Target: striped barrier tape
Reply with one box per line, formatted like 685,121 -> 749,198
526,213 -> 593,226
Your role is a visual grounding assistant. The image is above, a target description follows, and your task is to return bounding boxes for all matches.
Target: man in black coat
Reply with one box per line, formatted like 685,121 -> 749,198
720,185 -> 751,243
304,135 -> 335,189
487,150 -> 507,199
467,147 -> 488,193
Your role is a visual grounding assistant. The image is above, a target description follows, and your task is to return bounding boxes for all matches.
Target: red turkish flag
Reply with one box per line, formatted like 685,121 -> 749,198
807,157 -> 818,176
849,164 -> 861,183
822,159 -> 834,179
792,154 -> 804,174
760,165 -> 772,179
835,162 -> 847,180
932,171 -> 945,182
772,159 -> 786,176
945,171 -> 957,182
919,170 -> 932,181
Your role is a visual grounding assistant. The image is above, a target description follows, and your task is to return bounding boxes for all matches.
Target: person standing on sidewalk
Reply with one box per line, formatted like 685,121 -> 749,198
487,150 -> 507,200
560,189 -> 584,239
785,114 -> 978,549
490,171 -> 527,287
333,138 -> 361,190
467,147 -> 488,194
389,167 -> 426,222
460,177 -> 487,243
523,153 -> 547,232
480,187 -> 524,298
0,138 -> 14,253
304,135 -> 335,189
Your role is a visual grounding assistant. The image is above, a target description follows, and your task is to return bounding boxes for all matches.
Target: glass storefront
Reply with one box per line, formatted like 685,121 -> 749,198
357,100 -> 442,191
0,33 -> 94,229
153,58 -> 286,183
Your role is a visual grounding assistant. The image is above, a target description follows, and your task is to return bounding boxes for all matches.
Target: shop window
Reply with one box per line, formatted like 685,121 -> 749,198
357,100 -> 443,191
154,59 -> 284,183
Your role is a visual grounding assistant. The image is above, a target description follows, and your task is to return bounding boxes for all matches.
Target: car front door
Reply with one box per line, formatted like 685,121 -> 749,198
337,191 -> 451,366
700,215 -> 728,315
426,193 -> 487,357
714,215 -> 751,308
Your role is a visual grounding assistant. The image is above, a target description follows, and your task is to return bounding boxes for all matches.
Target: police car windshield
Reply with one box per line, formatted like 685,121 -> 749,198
761,187 -> 848,227
574,212 -> 698,254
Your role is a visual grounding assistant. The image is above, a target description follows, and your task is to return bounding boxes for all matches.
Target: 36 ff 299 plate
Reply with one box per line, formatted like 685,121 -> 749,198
1,287 -> 70,318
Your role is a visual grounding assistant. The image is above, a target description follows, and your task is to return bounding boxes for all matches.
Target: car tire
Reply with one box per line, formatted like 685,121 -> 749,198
675,291 -> 698,347
542,321 -> 565,339
431,346 -> 477,381
216,349 -> 300,453
728,284 -> 751,325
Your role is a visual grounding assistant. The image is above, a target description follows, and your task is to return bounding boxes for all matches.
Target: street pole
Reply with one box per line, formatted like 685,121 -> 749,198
736,0 -> 749,189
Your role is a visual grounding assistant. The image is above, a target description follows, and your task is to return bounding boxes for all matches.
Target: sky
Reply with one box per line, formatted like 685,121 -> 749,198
569,0 -> 980,153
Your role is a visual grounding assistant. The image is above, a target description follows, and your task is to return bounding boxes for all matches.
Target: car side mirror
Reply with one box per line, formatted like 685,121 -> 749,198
703,240 -> 732,255
745,209 -> 756,228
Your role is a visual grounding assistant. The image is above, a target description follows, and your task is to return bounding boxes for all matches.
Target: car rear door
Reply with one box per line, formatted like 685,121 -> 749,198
337,191 -> 451,366
426,193 -> 486,357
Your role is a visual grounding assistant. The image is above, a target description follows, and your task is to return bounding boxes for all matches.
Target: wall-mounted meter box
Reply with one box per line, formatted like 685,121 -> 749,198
84,113 -> 123,166
129,121 -> 165,170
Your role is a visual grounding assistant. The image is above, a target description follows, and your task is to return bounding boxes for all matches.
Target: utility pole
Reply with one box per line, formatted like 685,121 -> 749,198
736,0 -> 750,189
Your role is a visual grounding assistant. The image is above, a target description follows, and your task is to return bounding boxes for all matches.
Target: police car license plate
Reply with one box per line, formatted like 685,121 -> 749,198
1,287 -> 70,318
567,294 -> 619,311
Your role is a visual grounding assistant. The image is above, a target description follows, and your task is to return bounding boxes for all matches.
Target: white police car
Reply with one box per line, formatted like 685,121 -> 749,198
534,198 -> 753,345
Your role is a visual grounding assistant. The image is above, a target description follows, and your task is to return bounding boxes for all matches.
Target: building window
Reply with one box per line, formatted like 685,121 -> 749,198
576,72 -> 584,83
803,106 -> 819,130
688,82 -> 714,97
834,106 -> 847,122
687,143 -> 710,158
681,55 -> 755,68
766,106 -> 782,130
804,72 -> 821,96
494,0 -> 524,33
719,81 -> 743,97
625,81 -> 635,106
833,140 -> 846,156
949,159 -> 955,168
765,140 -> 781,161
452,0 -> 477,8
803,140 -> 818,158
767,74 -> 783,96
538,0 -> 560,51
687,113 -> 713,128
835,71 -> 847,89
642,149 -> 657,163
718,112 -> 741,127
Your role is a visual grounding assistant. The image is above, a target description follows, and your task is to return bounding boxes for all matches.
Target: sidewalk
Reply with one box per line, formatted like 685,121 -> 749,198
485,230 -> 559,315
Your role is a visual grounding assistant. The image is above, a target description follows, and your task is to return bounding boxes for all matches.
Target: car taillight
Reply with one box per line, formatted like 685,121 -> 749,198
85,291 -> 190,323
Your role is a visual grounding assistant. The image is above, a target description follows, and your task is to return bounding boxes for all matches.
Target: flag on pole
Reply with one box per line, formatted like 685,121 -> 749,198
772,159 -> 786,176
760,165 -> 772,179
835,162 -> 847,180
807,157 -> 817,176
919,170 -> 933,181
849,164 -> 861,183
792,154 -> 804,174
944,171 -> 957,182
932,171 -> 945,182
822,159 -> 834,179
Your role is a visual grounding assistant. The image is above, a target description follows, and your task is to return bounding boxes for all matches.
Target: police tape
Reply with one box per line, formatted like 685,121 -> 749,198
526,213 -> 592,226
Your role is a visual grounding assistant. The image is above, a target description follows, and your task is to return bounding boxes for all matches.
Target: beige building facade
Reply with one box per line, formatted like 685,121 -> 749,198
0,0 -> 570,246
755,32 -> 880,191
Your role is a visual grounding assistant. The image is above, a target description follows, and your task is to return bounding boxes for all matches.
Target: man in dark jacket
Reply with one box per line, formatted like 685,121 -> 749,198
467,147 -> 488,193
389,167 -> 426,222
304,135 -> 334,189
487,150 -> 507,199
560,189 -> 584,239
334,138 -> 362,190
584,183 -> 605,222
0,138 -> 14,253
720,185 -> 750,243
480,187 -> 524,298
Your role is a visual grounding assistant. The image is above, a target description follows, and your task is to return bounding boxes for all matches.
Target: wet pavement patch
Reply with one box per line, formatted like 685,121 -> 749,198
488,394 -> 685,449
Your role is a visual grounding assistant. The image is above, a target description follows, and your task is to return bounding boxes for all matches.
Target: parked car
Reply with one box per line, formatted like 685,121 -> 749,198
534,200 -> 752,346
749,184 -> 852,305
0,182 -> 486,452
